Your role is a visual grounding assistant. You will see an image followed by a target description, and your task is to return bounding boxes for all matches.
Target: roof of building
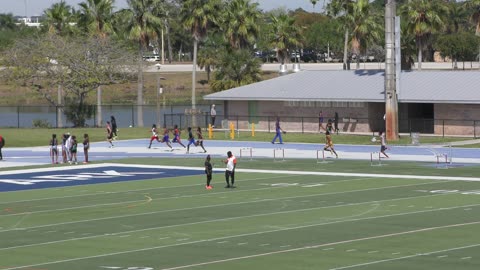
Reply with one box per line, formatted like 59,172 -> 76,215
204,70 -> 480,104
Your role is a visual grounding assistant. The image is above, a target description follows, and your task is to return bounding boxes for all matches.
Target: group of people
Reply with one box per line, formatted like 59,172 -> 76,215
148,124 -> 207,154
204,150 -> 237,190
50,133 -> 90,164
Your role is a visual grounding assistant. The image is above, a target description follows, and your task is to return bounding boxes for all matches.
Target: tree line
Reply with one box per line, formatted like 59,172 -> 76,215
0,0 -> 479,127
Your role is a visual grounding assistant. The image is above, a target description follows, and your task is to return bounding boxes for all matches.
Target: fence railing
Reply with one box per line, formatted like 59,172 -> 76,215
0,106 -> 478,137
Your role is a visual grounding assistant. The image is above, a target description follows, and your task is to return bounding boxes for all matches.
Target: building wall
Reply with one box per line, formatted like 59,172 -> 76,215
434,103 -> 480,136
225,100 -> 379,133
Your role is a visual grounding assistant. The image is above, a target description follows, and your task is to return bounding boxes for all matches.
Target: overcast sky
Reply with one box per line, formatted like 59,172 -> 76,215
0,0 -> 321,17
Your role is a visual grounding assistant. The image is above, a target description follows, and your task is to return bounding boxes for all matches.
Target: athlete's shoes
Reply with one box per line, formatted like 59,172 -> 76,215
225,185 -> 231,188
206,185 -> 213,190
230,185 -> 236,188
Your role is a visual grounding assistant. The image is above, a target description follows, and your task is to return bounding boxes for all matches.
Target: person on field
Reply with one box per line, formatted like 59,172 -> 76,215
323,119 -> 338,158
210,104 -> 217,128
83,133 -> 90,163
224,151 -> 237,188
379,131 -> 389,158
195,127 -> 207,153
50,134 -> 58,164
271,117 -> 286,144
110,115 -> 118,139
106,121 -> 114,148
204,155 -> 213,189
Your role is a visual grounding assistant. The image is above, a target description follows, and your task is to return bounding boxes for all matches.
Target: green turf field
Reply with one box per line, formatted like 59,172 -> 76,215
1,159 -> 480,270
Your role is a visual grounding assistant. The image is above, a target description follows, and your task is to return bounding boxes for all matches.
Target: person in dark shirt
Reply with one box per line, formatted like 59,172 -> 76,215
186,127 -> 196,154
195,127 -> 207,153
110,115 -> 118,139
0,135 -> 5,161
204,155 -> 213,189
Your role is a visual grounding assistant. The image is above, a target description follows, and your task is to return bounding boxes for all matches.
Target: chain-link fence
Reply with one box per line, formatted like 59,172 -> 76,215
0,105 -> 478,137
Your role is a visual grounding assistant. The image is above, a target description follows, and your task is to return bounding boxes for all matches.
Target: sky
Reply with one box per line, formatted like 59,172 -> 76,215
0,0 -> 322,17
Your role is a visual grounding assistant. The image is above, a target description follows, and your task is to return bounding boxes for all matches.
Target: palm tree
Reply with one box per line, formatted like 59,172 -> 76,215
326,0 -> 354,70
0,13 -> 17,31
345,0 -> 382,69
124,0 -> 163,127
269,13 -> 303,65
400,0 -> 447,70
210,49 -> 262,92
43,0 -> 75,35
198,33 -> 224,81
465,0 -> 480,36
222,0 -> 261,50
310,0 -> 319,10
78,0 -> 115,38
181,0 -> 221,113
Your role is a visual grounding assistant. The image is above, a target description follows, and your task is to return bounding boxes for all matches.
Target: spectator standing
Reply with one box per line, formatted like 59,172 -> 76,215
204,155 -> 213,189
50,134 -> 59,164
210,104 -> 217,128
224,151 -> 236,188
334,112 -> 339,134
83,134 -> 90,163
70,135 -> 78,164
318,110 -> 325,132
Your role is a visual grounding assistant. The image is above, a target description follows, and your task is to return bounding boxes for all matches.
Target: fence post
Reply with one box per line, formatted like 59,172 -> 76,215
301,117 -> 304,134
474,120 -> 477,138
268,116 -> 271,133
131,105 -> 135,127
236,116 -> 239,133
442,119 -> 445,138
17,106 -> 20,128
55,106 -> 58,128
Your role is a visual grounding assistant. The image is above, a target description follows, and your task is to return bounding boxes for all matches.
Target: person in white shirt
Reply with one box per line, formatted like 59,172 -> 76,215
210,104 -> 217,128
224,151 -> 236,188
65,134 -> 73,163
379,131 -> 389,158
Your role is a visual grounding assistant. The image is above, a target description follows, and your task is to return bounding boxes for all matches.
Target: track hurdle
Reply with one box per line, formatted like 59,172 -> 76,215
240,147 -> 253,160
316,149 -> 331,164
273,148 -> 285,162
370,152 -> 382,166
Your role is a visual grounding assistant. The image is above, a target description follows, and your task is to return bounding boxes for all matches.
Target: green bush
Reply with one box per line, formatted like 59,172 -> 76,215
32,119 -> 52,128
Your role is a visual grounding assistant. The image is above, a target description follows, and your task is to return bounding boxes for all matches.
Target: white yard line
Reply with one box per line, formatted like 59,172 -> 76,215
1,195 -> 479,253
330,244 -> 479,270
4,219 -> 480,270
0,180 -> 443,232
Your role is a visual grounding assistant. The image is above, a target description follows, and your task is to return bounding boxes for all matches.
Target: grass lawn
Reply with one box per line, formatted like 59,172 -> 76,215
0,127 -> 474,147
1,158 -> 480,270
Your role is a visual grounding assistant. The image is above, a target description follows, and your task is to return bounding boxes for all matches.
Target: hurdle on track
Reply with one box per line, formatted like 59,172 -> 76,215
370,152 -> 383,166
273,148 -> 285,162
428,145 -> 453,169
316,149 -> 331,164
240,147 -> 253,160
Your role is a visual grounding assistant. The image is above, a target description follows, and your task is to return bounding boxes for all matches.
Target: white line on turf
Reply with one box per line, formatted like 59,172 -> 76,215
0,181 -> 445,232
1,194 -> 477,252
154,222 -> 480,270
0,174 -> 306,205
330,244 -> 479,270
9,219 -> 479,270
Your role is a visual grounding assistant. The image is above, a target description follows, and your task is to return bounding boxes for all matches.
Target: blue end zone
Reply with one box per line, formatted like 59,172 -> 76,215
0,165 -> 205,192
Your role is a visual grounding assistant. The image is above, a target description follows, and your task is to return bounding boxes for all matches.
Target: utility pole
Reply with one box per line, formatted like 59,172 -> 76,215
385,0 -> 399,141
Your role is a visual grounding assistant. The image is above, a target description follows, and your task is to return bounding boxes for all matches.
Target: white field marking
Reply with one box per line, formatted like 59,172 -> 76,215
45,230 -> 56,233
392,252 -> 401,255
461,257 -> 472,260
323,248 -> 334,251
64,232 -> 75,235
140,236 -> 150,239
177,238 -> 189,242
280,245 -> 291,248
158,237 -> 170,240
119,235 -> 130,238
260,243 -> 270,246
11,212 -> 30,229
368,250 -> 379,254
437,255 -> 448,258
302,184 -> 325,188
408,205 -> 415,208
217,241 -> 228,244
2,193 -> 477,252
388,205 -> 397,207
330,243 -> 480,270
159,223 -> 480,270
346,249 -> 357,252
237,243 -> 248,245
0,180 -> 442,233
1,175 -> 351,217
0,169 -> 296,204
465,208 -> 472,211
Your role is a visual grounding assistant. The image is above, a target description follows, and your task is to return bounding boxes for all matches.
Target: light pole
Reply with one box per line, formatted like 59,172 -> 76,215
155,64 -> 166,128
